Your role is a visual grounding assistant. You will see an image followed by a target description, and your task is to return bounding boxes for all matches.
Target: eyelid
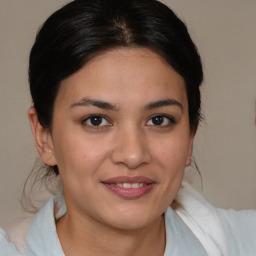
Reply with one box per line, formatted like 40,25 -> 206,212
81,114 -> 112,128
146,114 -> 176,126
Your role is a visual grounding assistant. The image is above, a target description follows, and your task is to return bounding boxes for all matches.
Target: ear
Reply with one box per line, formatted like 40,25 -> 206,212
28,107 -> 57,166
185,132 -> 195,167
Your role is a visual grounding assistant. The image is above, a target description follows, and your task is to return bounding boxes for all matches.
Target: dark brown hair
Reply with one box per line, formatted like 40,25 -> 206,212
23,0 -> 203,210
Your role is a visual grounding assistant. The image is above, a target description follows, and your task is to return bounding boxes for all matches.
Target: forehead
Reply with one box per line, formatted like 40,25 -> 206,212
57,47 -> 187,108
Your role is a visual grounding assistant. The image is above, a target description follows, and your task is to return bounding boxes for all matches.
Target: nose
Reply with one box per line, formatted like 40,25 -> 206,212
110,127 -> 152,169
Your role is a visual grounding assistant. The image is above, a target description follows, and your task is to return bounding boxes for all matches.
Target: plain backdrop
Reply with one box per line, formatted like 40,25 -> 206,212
0,0 -> 256,227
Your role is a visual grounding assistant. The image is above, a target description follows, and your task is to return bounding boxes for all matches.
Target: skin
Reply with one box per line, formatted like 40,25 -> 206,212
29,47 -> 194,256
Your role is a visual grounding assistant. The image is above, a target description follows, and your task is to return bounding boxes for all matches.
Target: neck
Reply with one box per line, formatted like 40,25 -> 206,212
56,206 -> 166,256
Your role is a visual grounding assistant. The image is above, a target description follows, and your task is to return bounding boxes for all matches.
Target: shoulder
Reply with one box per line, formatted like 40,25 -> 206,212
175,182 -> 256,255
175,182 -> 228,255
0,195 -> 65,255
3,216 -> 33,254
0,228 -> 22,255
217,208 -> 256,255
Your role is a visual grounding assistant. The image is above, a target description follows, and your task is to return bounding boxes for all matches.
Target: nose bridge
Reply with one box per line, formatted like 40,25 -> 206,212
110,124 -> 151,169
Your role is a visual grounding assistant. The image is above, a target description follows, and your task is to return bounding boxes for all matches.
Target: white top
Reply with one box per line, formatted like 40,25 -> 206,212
1,182 -> 256,255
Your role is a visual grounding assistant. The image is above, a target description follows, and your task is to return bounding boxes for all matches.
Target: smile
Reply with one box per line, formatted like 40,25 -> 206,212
102,176 -> 155,199
116,183 -> 145,188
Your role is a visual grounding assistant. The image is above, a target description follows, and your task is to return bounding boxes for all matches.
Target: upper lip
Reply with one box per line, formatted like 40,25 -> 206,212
102,176 -> 155,184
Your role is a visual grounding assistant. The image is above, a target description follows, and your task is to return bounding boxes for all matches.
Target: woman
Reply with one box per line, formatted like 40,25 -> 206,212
1,0 -> 255,255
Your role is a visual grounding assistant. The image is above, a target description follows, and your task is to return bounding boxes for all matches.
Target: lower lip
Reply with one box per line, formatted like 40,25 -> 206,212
102,183 -> 154,199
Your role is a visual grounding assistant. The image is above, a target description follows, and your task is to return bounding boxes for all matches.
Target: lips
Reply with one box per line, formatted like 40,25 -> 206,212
101,176 -> 155,199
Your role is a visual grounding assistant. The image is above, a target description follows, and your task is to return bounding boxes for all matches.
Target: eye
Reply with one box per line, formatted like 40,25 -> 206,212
82,115 -> 111,127
147,115 -> 175,127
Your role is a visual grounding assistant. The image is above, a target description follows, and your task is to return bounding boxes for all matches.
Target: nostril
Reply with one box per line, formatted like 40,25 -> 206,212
110,143 -> 152,169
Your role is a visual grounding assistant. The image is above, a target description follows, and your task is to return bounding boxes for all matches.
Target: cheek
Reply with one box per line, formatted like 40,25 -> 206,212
52,133 -> 109,177
155,136 -> 190,198
153,135 -> 191,170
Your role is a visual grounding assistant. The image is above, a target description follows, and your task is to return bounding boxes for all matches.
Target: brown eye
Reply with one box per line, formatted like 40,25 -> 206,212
147,115 -> 175,127
83,115 -> 110,127
90,116 -> 103,126
151,116 -> 164,126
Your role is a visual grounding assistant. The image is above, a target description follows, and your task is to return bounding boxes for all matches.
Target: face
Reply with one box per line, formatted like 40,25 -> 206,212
34,48 -> 194,230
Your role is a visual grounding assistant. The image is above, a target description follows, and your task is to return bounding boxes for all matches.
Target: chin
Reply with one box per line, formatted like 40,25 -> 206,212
110,218 -> 156,231
103,207 -> 163,231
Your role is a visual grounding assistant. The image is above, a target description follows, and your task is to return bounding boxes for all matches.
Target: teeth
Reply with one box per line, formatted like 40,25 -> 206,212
132,183 -> 140,188
116,183 -> 145,188
123,183 -> 132,188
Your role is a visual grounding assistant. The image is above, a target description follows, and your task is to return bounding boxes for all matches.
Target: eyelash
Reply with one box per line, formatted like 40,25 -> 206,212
81,115 -> 112,129
146,114 -> 176,127
81,114 -> 176,129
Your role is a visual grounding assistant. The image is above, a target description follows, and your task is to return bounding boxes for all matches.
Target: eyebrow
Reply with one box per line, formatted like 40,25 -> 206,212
70,97 -> 183,112
144,98 -> 183,112
70,98 -> 120,111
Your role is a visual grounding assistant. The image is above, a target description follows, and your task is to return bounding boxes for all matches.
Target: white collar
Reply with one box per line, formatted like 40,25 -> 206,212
7,182 -> 226,255
175,182 -> 228,255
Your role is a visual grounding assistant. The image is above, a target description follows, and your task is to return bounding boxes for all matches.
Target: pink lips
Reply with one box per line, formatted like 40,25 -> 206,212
102,176 -> 155,199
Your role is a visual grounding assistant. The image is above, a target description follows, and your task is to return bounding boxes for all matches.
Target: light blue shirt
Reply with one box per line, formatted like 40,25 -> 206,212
0,195 -> 256,255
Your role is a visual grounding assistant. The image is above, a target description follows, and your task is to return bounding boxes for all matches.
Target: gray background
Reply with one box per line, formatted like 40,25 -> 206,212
1,0 -> 256,227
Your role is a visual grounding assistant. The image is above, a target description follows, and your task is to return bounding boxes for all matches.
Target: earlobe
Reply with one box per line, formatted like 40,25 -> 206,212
28,107 -> 57,166
185,133 -> 195,167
